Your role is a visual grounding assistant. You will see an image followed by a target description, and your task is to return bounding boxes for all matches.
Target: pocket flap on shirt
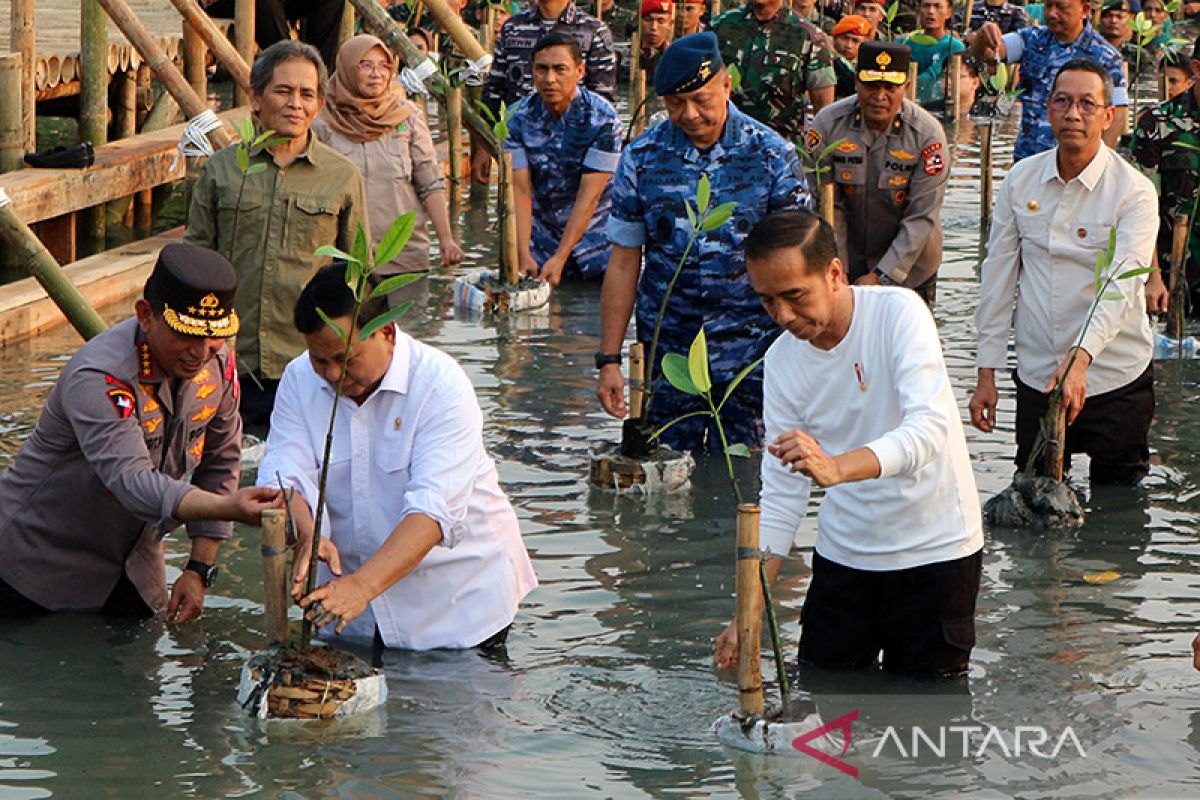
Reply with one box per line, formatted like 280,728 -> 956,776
295,196 -> 336,217
1075,221 -> 1114,251
376,433 -> 413,473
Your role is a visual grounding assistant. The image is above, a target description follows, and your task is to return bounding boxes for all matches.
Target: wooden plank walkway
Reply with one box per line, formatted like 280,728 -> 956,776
0,0 -> 229,96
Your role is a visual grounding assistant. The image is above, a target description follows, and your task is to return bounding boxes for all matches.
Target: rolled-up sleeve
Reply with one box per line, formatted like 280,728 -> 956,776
401,368 -> 486,549
408,107 -> 446,201
607,149 -> 646,246
583,107 -> 622,173
863,297 -> 952,478
63,368 -> 193,531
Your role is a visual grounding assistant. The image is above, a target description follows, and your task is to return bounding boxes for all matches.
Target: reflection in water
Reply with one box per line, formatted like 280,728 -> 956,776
3,109 -> 1200,798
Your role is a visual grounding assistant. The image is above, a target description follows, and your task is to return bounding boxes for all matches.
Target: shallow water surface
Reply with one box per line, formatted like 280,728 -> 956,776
3,110 -> 1200,799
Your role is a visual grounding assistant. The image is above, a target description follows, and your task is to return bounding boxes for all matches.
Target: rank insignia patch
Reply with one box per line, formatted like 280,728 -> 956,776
108,388 -> 136,419
142,416 -> 163,434
191,405 -> 217,423
805,128 -> 823,152
196,382 -> 217,400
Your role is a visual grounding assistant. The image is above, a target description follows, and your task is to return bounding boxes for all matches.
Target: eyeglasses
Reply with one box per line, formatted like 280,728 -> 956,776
357,60 -> 393,75
1048,95 -> 1109,116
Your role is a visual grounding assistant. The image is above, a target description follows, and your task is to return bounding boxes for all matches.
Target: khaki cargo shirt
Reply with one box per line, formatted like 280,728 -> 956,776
807,96 -> 948,290
0,318 -> 242,612
185,133 -> 366,379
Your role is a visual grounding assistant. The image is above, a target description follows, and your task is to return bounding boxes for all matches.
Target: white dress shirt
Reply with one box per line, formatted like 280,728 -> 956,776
759,287 -> 984,572
258,327 -> 538,649
975,145 -> 1158,395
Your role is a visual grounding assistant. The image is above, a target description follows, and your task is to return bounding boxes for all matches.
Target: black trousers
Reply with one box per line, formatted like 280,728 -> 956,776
798,549 -> 982,677
0,573 -> 152,617
239,375 -> 279,432
1013,364 -> 1154,485
206,0 -> 344,71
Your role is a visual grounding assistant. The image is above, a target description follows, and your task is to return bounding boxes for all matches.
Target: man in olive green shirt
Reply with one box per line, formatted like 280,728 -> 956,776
185,40 -> 366,426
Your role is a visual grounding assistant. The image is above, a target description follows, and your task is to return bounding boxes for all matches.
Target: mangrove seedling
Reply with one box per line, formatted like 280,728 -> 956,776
229,117 -> 289,264
883,0 -> 901,41
300,213 -> 423,641
1127,11 -> 1161,126
650,326 -> 790,713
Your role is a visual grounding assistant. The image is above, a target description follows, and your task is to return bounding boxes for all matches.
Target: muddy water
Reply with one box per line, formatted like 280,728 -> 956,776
3,106 -> 1200,799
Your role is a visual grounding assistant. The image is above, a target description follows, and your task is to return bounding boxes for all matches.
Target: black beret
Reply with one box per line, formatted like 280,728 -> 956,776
857,41 -> 911,85
654,31 -> 723,96
144,243 -> 240,338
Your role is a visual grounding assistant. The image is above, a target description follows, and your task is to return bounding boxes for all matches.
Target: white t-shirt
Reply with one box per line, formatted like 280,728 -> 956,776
759,287 -> 984,571
258,327 -> 538,649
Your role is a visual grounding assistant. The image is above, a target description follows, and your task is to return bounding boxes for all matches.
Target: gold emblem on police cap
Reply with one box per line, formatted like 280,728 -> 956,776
698,59 -> 712,81
1027,200 -> 1040,211
877,51 -> 892,68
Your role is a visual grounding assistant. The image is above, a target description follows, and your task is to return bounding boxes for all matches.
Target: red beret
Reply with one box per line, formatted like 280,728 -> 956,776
641,0 -> 673,16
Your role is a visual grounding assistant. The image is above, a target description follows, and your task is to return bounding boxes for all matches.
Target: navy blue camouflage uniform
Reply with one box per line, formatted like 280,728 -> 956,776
482,2 -> 618,114
505,87 -> 622,280
608,102 -> 811,451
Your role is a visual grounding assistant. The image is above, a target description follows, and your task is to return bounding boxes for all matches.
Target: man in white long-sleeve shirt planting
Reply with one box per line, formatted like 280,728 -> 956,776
713,210 -> 984,676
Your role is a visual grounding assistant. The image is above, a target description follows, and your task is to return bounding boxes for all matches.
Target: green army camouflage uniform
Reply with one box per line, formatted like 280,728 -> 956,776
1131,88 -> 1200,301
710,5 -> 836,142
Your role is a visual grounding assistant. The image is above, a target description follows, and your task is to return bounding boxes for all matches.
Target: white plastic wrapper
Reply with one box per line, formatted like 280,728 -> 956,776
237,651 -> 387,720
453,268 -> 551,313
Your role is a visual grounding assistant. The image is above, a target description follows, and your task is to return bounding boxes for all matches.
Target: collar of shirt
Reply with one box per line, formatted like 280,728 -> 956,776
533,0 -> 578,24
527,87 -> 587,127
849,99 -> 911,135
667,101 -> 749,162
738,4 -> 794,26
1037,142 -> 1109,192
316,324 -> 411,400
251,130 -> 321,168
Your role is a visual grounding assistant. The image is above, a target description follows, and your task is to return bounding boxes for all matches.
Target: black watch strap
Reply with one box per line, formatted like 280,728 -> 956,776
184,559 -> 218,588
594,351 -> 623,369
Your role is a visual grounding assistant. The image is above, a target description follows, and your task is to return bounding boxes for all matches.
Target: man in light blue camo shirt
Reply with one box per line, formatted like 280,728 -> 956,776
507,31 -> 621,285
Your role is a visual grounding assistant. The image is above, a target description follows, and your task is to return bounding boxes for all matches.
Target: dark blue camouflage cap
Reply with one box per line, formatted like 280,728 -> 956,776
654,31 -> 723,97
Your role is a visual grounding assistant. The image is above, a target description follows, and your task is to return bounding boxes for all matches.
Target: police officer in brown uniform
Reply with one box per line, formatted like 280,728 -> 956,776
805,41 -> 949,305
0,244 -> 280,622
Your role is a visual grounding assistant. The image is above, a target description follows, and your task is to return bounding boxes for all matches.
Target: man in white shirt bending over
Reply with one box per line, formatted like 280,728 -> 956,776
969,58 -> 1158,485
258,265 -> 538,652
713,209 -> 984,676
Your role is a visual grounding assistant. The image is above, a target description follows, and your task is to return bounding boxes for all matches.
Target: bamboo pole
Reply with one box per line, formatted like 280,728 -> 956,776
498,151 -> 519,285
182,19 -> 209,100
11,0 -> 35,154
447,85 -> 464,188
735,503 -> 764,717
169,0 -> 252,95
112,69 -> 139,226
947,52 -> 962,120
711,0 -> 722,16
97,0 -> 236,149
979,121 -> 994,233
630,27 -> 645,137
0,192 -> 108,340
819,182 -> 835,227
907,62 -> 918,101
135,65 -> 154,235
629,341 -> 645,418
81,0 -> 109,257
1168,214 -> 1191,341
0,55 -> 23,174
595,0 -> 605,21
261,509 -> 291,645
482,4 -> 499,52
339,1 -> 356,48
962,0 -> 974,33
348,0 -> 499,155
234,0 -> 254,106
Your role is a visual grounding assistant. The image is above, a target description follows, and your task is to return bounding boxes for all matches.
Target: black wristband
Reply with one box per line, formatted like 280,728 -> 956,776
594,352 -> 623,369
184,559 -> 218,588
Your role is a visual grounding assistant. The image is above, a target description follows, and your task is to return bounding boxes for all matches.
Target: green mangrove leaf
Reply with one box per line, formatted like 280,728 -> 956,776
647,410 -> 711,442
314,244 -> 357,264
245,162 -> 267,176
316,307 -> 346,343
374,212 -> 418,268
235,146 -> 250,174
1116,266 -> 1156,280
697,173 -> 712,215
1093,248 -> 1106,288
238,116 -> 254,143
907,33 -> 938,45
344,259 -> 365,297
351,225 -> 370,272
1101,291 -> 1124,301
476,100 -> 498,125
258,136 -> 290,151
726,442 -> 752,458
728,63 -> 742,92
701,201 -> 737,231
886,0 -> 898,21
685,199 -> 697,229
687,327 -> 712,394
718,357 -> 765,410
369,272 -> 425,300
819,138 -> 848,162
359,301 -> 414,341
662,353 -> 701,395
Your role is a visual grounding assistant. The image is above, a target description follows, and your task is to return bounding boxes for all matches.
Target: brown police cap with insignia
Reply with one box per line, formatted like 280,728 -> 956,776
857,41 -> 911,85
144,243 -> 240,338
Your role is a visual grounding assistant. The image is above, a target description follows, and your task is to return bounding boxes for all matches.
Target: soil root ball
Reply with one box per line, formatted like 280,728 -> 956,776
984,473 -> 1085,529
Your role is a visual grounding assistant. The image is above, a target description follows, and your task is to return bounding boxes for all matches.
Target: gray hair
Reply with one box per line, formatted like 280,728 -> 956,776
250,40 -> 330,98
1051,58 -> 1114,105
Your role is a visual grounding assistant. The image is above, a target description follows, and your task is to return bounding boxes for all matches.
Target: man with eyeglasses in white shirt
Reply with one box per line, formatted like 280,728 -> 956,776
970,58 -> 1159,485
257,264 -> 538,652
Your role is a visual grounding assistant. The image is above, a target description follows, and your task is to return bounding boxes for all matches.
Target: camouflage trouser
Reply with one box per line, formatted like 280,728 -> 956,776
644,370 -> 765,453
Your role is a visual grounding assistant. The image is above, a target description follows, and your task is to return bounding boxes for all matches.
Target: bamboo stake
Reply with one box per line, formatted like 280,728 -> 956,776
735,503 -> 764,717
595,0 -> 605,21
1158,67 -> 1166,102
630,27 -> 645,137
112,69 -> 138,226
979,121 -> 994,233
962,0 -> 974,33
819,182 -> 835,227
347,0 -> 499,154
711,0 -> 722,16
235,0 -> 254,106
261,509 -> 291,645
0,193 -> 108,340
339,1 -> 356,48
1039,394 -> 1066,481
447,85 -> 464,189
629,341 -> 646,418
1168,214 -> 1191,341
97,0 -> 236,149
483,4 -> 498,52
169,0 -> 252,95
81,0 -> 109,257
135,65 -> 155,235
11,0 -> 35,154
947,52 -> 962,120
907,62 -> 918,101
499,151 -> 519,285
0,55 -> 23,174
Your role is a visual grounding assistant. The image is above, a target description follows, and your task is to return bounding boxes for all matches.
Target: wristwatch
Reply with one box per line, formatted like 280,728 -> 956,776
873,268 -> 898,286
184,559 -> 219,588
594,352 -> 623,370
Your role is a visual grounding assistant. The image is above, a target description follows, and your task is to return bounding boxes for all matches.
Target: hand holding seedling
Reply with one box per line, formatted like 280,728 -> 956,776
1044,347 -> 1092,426
299,575 -> 372,636
770,430 -> 840,487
